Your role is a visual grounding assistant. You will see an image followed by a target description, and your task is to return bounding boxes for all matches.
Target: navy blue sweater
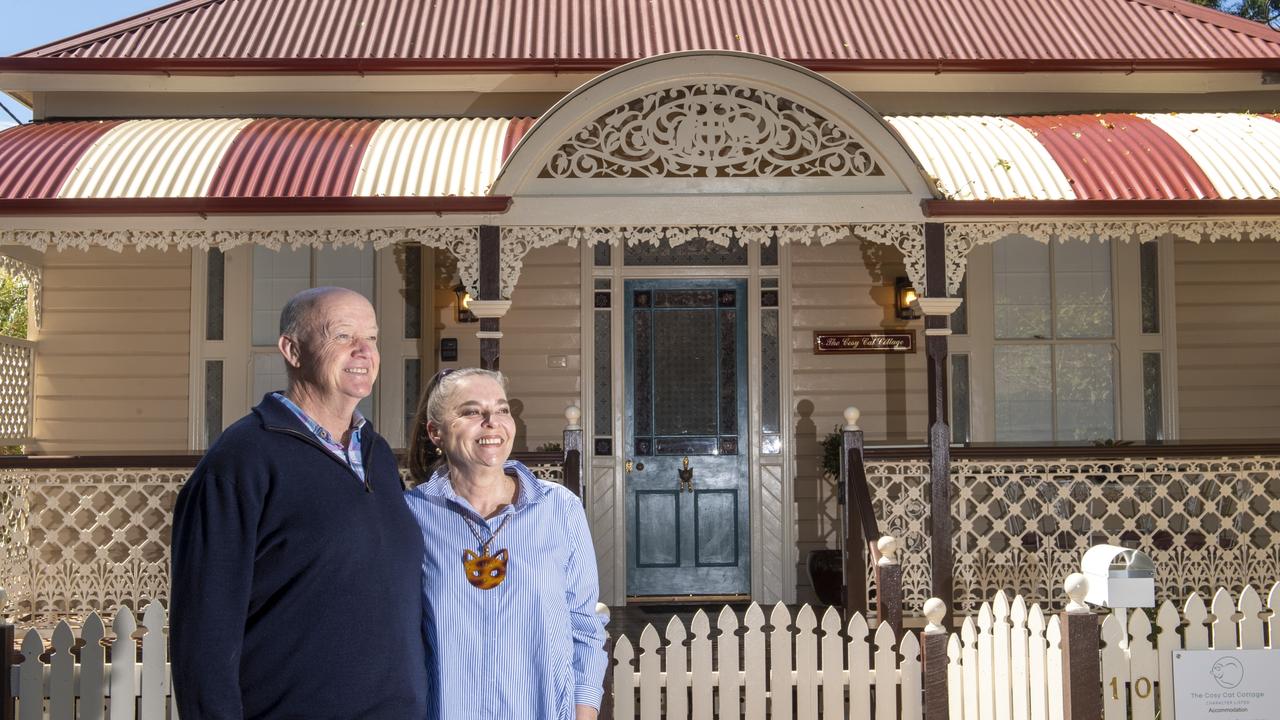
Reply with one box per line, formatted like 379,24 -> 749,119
171,395 -> 428,719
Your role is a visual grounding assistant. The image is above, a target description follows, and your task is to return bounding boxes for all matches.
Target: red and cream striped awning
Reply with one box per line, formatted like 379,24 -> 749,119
2,112 -> 1280,215
0,116 -> 533,212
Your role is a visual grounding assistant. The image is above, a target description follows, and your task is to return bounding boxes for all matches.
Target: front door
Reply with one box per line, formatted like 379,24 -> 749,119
624,279 -> 750,598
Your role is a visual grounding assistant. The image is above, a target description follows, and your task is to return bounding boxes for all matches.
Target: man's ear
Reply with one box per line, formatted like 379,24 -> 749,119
277,334 -> 302,369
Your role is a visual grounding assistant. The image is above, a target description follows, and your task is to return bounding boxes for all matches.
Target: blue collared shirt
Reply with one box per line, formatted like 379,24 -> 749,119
270,392 -> 366,483
404,460 -> 609,720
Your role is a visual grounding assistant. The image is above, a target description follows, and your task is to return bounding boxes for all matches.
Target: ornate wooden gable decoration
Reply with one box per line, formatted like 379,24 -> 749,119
538,82 -> 885,180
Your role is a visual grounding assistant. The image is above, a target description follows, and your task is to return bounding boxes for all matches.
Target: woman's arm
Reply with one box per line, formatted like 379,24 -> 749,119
562,489 -> 610,711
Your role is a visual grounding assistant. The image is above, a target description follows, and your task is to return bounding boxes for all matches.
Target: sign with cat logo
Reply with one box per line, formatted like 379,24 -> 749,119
1172,649 -> 1280,720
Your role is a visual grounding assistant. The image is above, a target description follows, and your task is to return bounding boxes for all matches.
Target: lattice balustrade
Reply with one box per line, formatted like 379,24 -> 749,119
1,460 -> 567,624
0,336 -> 33,441
865,456 -> 1280,615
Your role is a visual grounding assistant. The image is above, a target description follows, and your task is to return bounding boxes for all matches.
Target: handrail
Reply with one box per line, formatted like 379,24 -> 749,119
864,439 -> 1280,461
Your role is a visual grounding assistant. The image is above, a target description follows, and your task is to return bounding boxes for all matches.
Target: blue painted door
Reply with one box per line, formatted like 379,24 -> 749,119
625,279 -> 750,598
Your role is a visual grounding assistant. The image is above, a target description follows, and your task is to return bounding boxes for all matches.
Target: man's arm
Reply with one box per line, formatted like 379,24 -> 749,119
170,463 -> 263,720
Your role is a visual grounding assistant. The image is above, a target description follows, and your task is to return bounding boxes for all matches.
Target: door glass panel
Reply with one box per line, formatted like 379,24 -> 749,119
995,344 -> 1052,441
994,236 -> 1050,339
653,310 -> 718,436
1054,241 -> 1113,338
1055,344 -> 1115,440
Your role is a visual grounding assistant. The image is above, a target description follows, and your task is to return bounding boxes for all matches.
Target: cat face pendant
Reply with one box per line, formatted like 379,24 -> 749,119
462,548 -> 508,590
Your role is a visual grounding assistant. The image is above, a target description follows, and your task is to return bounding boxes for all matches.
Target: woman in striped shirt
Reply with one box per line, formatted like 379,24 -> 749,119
405,368 -> 609,720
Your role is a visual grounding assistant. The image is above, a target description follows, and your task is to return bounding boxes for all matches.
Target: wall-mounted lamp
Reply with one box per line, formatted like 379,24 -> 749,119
454,283 -> 478,323
894,277 -> 922,321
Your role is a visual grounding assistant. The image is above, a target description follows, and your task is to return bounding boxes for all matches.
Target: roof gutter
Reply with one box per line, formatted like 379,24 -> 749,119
0,196 -> 512,216
923,199 -> 1280,217
4,57 -> 1280,75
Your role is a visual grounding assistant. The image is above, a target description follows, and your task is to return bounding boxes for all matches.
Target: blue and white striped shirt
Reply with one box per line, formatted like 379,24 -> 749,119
404,461 -> 609,720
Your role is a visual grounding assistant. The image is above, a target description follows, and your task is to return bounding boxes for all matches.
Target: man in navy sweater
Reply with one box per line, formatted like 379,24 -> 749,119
171,287 -> 428,719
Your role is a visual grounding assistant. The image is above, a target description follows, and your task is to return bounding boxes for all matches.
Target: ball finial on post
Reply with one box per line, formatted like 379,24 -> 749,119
843,406 -> 861,431
1064,572 -> 1091,613
923,597 -> 947,634
876,535 -> 899,566
564,404 -> 582,430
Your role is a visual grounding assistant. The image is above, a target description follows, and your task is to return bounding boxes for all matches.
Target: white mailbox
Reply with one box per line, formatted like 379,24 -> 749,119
1081,544 -> 1155,609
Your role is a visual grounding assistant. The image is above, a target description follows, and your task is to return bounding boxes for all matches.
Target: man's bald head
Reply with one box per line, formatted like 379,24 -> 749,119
279,286 -> 364,342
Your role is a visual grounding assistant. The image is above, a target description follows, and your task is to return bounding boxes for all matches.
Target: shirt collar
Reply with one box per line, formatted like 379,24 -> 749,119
270,391 -> 366,441
421,460 -> 552,513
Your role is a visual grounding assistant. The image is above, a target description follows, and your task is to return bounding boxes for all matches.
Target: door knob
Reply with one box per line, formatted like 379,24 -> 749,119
678,456 -> 694,493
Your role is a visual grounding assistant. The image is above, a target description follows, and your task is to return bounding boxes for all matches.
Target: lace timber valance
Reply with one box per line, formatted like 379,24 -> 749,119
0,255 -> 42,328
539,83 -> 885,180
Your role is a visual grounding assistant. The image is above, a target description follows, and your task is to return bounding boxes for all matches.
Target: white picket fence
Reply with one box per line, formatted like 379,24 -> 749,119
612,602 -> 922,720
11,602 -> 176,719
924,581 -> 1280,720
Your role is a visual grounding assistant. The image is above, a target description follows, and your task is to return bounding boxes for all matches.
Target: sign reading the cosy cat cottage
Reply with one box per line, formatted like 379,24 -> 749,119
813,330 -> 916,355
1172,649 -> 1280,720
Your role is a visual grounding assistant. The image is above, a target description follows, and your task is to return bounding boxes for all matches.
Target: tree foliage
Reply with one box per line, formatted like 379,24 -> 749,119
1193,0 -> 1280,28
0,274 -> 29,339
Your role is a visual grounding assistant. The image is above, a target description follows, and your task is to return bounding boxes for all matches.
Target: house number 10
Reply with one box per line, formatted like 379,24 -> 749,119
1110,676 -> 1153,699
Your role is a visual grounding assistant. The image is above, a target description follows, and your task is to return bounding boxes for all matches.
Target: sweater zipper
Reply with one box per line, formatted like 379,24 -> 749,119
269,425 -> 373,493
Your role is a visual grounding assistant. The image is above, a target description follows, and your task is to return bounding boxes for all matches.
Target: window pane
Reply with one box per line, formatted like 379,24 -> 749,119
594,309 -> 612,437
252,246 -> 310,345
252,351 -> 289,402
950,354 -> 970,443
761,309 -> 780,434
995,344 -> 1052,441
404,358 -> 421,442
206,249 -> 225,341
994,236 -> 1050,339
1054,344 -> 1116,441
1054,241 -> 1113,338
314,245 -> 375,301
1143,352 -> 1164,441
205,360 -> 223,446
403,244 -> 423,340
950,275 -> 968,336
1140,241 -> 1161,334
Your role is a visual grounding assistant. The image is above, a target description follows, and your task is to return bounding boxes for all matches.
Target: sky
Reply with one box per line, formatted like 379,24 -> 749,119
1,0 -> 162,125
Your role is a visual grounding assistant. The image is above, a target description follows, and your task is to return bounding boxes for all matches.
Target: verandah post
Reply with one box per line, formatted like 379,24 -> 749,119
1,587 -> 12,720
1059,574 -> 1102,720
918,222 -> 960,614
840,406 -> 868,617
563,405 -> 583,498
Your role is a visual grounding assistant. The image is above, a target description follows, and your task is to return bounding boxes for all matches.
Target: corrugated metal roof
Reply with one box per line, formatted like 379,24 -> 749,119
0,117 -> 529,200
1009,114 -> 1219,200
18,0 -> 1280,63
0,120 -> 121,199
886,112 -> 1280,201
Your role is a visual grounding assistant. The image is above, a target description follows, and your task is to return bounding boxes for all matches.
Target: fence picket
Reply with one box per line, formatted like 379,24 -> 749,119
769,603 -> 794,720
976,603 -> 994,720
743,603 -> 766,720
1210,588 -> 1237,650
1155,601 -> 1181,720
614,636 -> 636,720
717,606 -> 742,720
960,616 -> 978,720
637,625 -> 661,720
18,629 -> 44,720
848,613 -> 871,720
1127,609 -> 1157,720
1045,616 -> 1063,720
664,616 -> 689,720
1010,596 -> 1030,720
900,630 -> 922,720
794,605 -> 818,719
992,593 -> 1012,720
1269,583 -> 1280,649
1027,604 -> 1048,720
690,610 -> 713,720
111,606 -> 138,720
141,602 -> 168,720
947,635 -> 963,720
1099,613 -> 1127,720
1237,585 -> 1264,650
874,621 -> 897,720
49,621 -> 74,720
81,612 -> 106,720
819,608 -> 844,720
1183,592 -> 1209,650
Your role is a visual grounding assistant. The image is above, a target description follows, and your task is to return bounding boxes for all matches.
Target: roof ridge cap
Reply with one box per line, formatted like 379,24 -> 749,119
14,0 -> 225,58
1125,0 -> 1280,46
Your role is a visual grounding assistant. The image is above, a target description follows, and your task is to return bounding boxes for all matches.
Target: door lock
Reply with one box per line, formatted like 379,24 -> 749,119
678,456 -> 694,493
625,460 -> 645,473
